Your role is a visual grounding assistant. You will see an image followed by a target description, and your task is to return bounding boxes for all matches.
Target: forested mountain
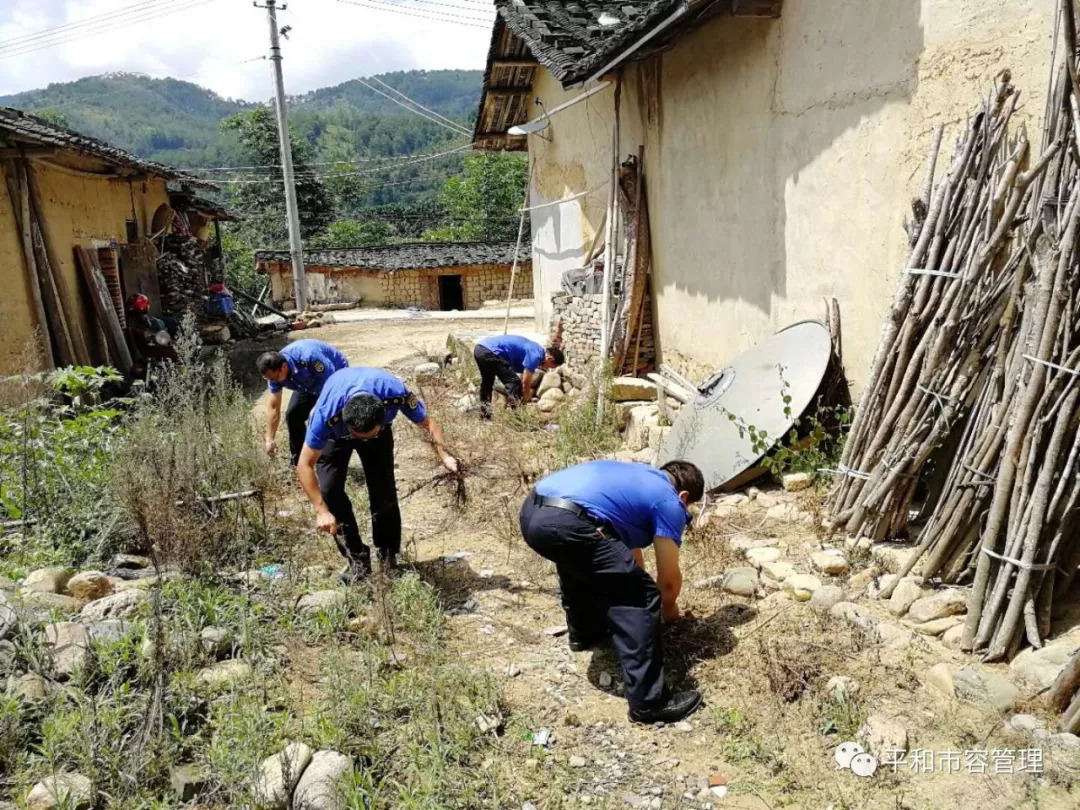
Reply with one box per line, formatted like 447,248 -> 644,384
0,69 -> 526,297
0,69 -> 481,168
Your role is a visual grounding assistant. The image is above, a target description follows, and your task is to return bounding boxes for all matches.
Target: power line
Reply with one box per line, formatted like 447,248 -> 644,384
0,0 -> 220,60
351,75 -> 473,135
392,0 -> 493,20
181,140 -> 472,172
336,0 -> 492,29
369,76 -> 471,135
0,0 -> 169,52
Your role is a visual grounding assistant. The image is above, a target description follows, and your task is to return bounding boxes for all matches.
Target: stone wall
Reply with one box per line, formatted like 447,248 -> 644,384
550,287 -> 656,373
270,262 -> 533,312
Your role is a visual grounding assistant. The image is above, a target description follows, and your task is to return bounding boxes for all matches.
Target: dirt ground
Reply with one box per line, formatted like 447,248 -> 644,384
258,314 -> 1080,810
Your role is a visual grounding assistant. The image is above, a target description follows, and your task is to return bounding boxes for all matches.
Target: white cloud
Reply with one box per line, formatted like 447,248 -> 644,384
0,0 -> 494,100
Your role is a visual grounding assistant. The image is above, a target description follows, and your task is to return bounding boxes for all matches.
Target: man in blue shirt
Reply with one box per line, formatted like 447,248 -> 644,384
297,366 -> 458,582
473,335 -> 565,418
519,459 -> 705,724
258,339 -> 349,466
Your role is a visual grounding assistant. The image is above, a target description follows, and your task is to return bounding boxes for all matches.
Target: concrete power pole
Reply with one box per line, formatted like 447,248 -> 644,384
259,0 -> 307,311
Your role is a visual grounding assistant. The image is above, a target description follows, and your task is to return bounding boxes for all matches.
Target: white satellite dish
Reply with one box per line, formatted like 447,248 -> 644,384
508,118 -> 550,136
657,320 -> 833,492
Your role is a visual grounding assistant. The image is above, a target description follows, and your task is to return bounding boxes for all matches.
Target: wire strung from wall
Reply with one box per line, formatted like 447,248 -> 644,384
184,142 -> 474,179
0,0 -> 171,52
179,142 -> 472,173
207,149 -> 475,184
345,74 -> 474,136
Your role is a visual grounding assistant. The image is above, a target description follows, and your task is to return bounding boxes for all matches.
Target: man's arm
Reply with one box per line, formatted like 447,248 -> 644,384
296,444 -> 338,534
653,536 -> 683,622
631,548 -> 646,569
417,416 -> 458,472
264,391 -> 283,455
521,369 -> 535,402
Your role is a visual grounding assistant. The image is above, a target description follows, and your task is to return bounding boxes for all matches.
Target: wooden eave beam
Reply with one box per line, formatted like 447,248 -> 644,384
492,59 -> 539,68
0,146 -> 57,158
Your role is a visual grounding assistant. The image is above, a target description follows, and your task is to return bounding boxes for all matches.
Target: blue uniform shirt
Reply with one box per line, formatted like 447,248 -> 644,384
305,367 -> 427,451
268,339 -> 349,396
534,460 -> 690,549
479,335 -> 547,373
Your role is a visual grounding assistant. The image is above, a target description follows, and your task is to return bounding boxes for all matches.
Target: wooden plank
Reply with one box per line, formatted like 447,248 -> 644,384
491,59 -> 538,68
74,246 -> 132,375
1,160 -> 55,368
24,160 -> 93,365
0,147 -> 56,158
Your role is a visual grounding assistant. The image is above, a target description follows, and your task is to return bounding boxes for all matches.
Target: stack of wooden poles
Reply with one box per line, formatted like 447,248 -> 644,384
829,8 -> 1080,664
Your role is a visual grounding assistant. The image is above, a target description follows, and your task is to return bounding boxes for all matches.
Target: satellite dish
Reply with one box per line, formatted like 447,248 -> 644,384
509,118 -> 550,136
657,320 -> 832,492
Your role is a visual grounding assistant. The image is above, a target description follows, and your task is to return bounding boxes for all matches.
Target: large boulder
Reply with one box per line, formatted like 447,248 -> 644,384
721,568 -> 759,598
811,550 -> 850,576
887,578 -> 927,616
907,590 -> 967,624
26,773 -> 92,810
537,388 -> 566,413
195,660 -> 253,690
293,750 -> 353,810
81,589 -> 146,621
610,376 -> 657,402
65,571 -> 113,602
536,368 -> 563,396
760,560 -> 795,582
1009,629 -> 1080,692
782,574 -> 822,602
925,663 -> 1020,712
200,626 -> 233,659
253,742 -> 313,809
297,591 -> 347,616
43,622 -> 90,678
22,567 -> 72,594
20,592 -> 83,613
810,585 -> 846,611
624,405 -> 660,452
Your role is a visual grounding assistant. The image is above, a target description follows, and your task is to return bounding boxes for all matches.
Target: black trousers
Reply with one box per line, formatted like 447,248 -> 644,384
285,392 -> 319,467
316,424 -> 400,562
519,493 -> 666,711
474,344 -> 523,418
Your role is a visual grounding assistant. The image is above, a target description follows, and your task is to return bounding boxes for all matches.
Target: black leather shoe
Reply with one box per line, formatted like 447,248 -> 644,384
628,690 -> 703,724
568,634 -> 608,652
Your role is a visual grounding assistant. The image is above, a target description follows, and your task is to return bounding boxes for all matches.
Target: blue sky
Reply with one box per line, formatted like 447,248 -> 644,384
0,0 -> 494,100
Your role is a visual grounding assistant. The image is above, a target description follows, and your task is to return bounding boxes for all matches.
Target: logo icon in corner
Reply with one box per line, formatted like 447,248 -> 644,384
835,742 -> 877,778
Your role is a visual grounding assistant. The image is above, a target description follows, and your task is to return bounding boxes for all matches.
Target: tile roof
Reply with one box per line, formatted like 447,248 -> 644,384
0,106 -> 214,188
254,241 -> 526,272
493,0 -> 684,86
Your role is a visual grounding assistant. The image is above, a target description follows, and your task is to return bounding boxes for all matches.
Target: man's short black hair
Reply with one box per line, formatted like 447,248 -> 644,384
660,460 -> 705,503
343,393 -> 386,434
257,351 -> 287,375
546,346 -> 566,367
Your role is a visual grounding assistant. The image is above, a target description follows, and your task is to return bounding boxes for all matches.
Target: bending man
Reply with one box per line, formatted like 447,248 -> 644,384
472,335 -> 564,418
258,339 -> 349,466
519,459 -> 705,724
297,367 -> 457,581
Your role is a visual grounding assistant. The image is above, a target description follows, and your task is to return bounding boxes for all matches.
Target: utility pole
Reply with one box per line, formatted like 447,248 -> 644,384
256,0 -> 307,311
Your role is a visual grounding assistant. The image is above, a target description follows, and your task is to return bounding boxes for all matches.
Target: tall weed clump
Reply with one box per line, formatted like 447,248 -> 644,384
113,327 -> 276,573
0,367 -> 126,569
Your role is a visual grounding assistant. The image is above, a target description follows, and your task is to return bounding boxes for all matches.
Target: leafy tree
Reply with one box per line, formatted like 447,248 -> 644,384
424,153 -> 528,243
309,220 -> 397,248
220,107 -> 334,244
33,109 -> 70,128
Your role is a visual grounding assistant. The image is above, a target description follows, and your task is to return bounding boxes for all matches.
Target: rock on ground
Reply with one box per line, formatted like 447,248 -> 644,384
858,713 -> 909,758
781,472 -> 813,492
1008,714 -> 1046,734
20,592 -> 84,613
253,742 -> 313,809
88,620 -> 132,644
760,560 -> 795,581
722,568 -> 759,597
65,571 -> 113,601
14,672 -> 48,701
26,773 -> 92,810
624,405 -> 660,452
744,547 -> 781,568
538,388 -> 566,413
830,601 -> 877,632
200,626 -> 233,659
910,616 -> 963,636
81,589 -> 146,621
23,567 -> 72,594
907,590 -> 967,623
113,554 -> 152,570
0,593 -> 15,640
610,377 -> 657,402
887,578 -> 927,616
942,624 -> 965,650
297,590 -> 348,616
826,675 -> 860,698
1009,630 -> 1080,691
730,535 -> 778,553
536,369 -> 563,396
811,550 -> 849,576
413,362 -> 441,380
170,764 -> 209,802
44,622 -> 90,678
782,574 -> 822,601
926,663 -> 1020,712
810,585 -> 846,611
194,660 -> 253,690
846,566 -> 879,594
294,750 -> 353,810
